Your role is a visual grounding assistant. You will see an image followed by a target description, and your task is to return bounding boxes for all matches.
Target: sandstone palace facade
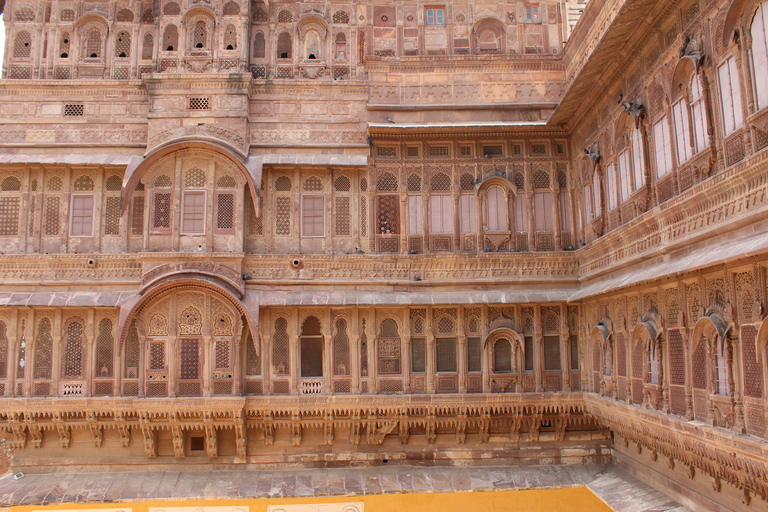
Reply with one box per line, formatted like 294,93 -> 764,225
1,0 -> 768,510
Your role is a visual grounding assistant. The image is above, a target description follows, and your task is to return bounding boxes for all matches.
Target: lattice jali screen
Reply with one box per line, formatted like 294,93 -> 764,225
246,333 -> 261,376
333,318 -> 350,375
146,381 -> 168,397
95,318 -> 114,378
436,338 -> 458,372
436,316 -> 454,335
115,31 -> 131,57
153,193 -> 171,229
376,195 -> 399,234
273,317 -> 289,374
533,170 -> 550,189
149,341 -> 165,370
617,335 -> 626,377
62,320 -> 84,379
379,379 -> 403,394
245,380 -> 262,395
467,337 -> 482,373
215,340 -> 230,369
741,325 -> 763,398
378,319 -> 401,374
216,193 -> 234,230
541,306 -> 560,332
543,335 -> 561,371
142,33 -> 154,60
275,197 -> 291,236
0,323 -> 7,379
13,31 -> 31,58
72,175 -> 94,191
360,194 -> 368,237
334,175 -> 351,192
335,197 -> 350,236
0,197 -> 20,236
86,29 -> 103,58
131,196 -> 144,236
493,338 -> 513,372
377,172 -> 398,191
407,174 -> 422,192
104,197 -> 120,236
180,339 -> 200,380
736,272 -> 755,323
44,196 -> 60,235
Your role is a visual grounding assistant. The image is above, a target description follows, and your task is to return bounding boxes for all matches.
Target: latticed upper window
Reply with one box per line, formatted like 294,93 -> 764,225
334,175 -> 351,192
115,31 -> 131,58
14,7 -> 35,21
430,172 -> 451,191
116,9 -> 134,22
62,319 -> 84,379
377,195 -> 400,234
154,174 -> 173,188
184,168 -> 206,188
303,175 -> 323,191
73,175 -> 94,191
85,29 -> 102,58
252,2 -> 268,22
153,192 -> 171,229
460,173 -> 474,191
0,197 -> 20,236
377,172 -> 398,191
59,32 -> 71,58
533,170 -> 550,189
44,196 -> 60,235
96,319 -> 114,378
13,31 -> 32,58
275,175 -> 292,191
278,9 -> 293,23
163,1 -> 181,15
180,339 -> 200,380
223,1 -> 240,15
436,316 -> 455,335
407,174 -> 421,192
215,340 -> 231,369
333,10 -> 349,24
60,9 -> 75,22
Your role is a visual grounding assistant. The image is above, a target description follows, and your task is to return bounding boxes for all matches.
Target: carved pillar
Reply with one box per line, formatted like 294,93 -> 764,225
202,332 -> 212,398
7,310 -> 18,396
553,184 -> 562,250
458,306 -> 467,393
168,335 -> 177,398
453,192 -> 460,251
351,308 -> 360,393
478,192 -> 486,251
660,337 -> 670,413
403,333 -> 411,394
534,305 -> 543,392
481,306 -> 491,393
399,193 -> 407,255
426,307 -> 435,394
369,308 -> 377,393
84,310 -> 94,397
51,310 -> 62,397
137,321 -> 146,399
423,194 -> 431,253
526,189 -> 535,250
596,162 -> 607,233
699,69 -> 718,167
729,334 -> 747,434
290,308 -> 299,395
638,117 -> 655,209
233,333 -> 243,396
561,305 -> 571,391
665,107 -> 681,198
738,35 -> 755,155
323,309 -> 332,394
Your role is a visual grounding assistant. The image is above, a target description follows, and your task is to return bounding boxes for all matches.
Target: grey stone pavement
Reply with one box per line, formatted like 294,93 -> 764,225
0,464 -> 688,511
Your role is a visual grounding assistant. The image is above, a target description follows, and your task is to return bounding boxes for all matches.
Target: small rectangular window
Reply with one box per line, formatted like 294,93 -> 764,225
335,42 -> 347,60
672,100 -> 692,164
583,184 -> 593,221
515,195 -> 528,232
63,104 -> 84,116
559,190 -> 571,231
718,57 -> 744,135
653,118 -> 674,178
525,6 -> 541,23
631,128 -> 646,190
543,335 -> 561,371
467,337 -> 482,373
570,335 -> 579,370
181,190 -> 206,234
426,8 -> 445,25
70,194 -> 95,236
435,337 -> 457,373
533,191 -> 553,231
188,97 -> 210,110
605,163 -> 617,211
301,194 -> 325,237
618,150 -> 632,202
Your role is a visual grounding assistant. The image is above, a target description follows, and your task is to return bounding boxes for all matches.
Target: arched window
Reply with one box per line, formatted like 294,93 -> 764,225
300,316 -> 323,377
34,318 -> 53,381
304,29 -> 320,59
335,33 -> 347,60
653,117 -> 674,177
142,33 -> 154,60
718,57 -> 744,135
114,31 -> 130,58
486,186 -> 508,231
631,126 -> 645,190
95,319 -> 114,378
85,29 -> 102,58
617,150 -> 632,202
378,319 -> 401,374
62,318 -> 84,379
13,31 -> 32,58
477,27 -> 500,52
333,318 -> 350,376
223,24 -> 237,50
193,21 -> 207,49
603,342 -> 612,376
163,25 -> 178,51
253,32 -> 266,58
533,171 -> 553,232
493,338 -> 513,373
690,75 -> 709,153
272,317 -> 289,375
648,340 -> 660,385
751,2 -> 768,110
715,336 -> 730,395
277,32 -> 292,59
672,92 -> 693,164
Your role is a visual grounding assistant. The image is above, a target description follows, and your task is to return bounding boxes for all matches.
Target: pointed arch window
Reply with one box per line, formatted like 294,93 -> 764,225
486,186 -> 508,231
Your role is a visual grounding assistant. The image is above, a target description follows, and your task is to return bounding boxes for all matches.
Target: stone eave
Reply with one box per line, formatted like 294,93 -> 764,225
550,0 -> 674,128
367,122 -> 567,140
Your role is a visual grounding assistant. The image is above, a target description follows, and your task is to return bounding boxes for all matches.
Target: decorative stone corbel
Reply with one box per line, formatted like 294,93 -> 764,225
233,410 -> 246,461
87,412 -> 103,448
291,411 -> 302,447
349,410 -> 361,445
139,415 -> 156,459
115,411 -> 131,448
263,411 -> 274,446
323,411 -> 334,446
399,409 -> 409,445
54,414 -> 70,449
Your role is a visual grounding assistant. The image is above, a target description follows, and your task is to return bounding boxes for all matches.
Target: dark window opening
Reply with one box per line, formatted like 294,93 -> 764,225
190,436 -> 204,451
